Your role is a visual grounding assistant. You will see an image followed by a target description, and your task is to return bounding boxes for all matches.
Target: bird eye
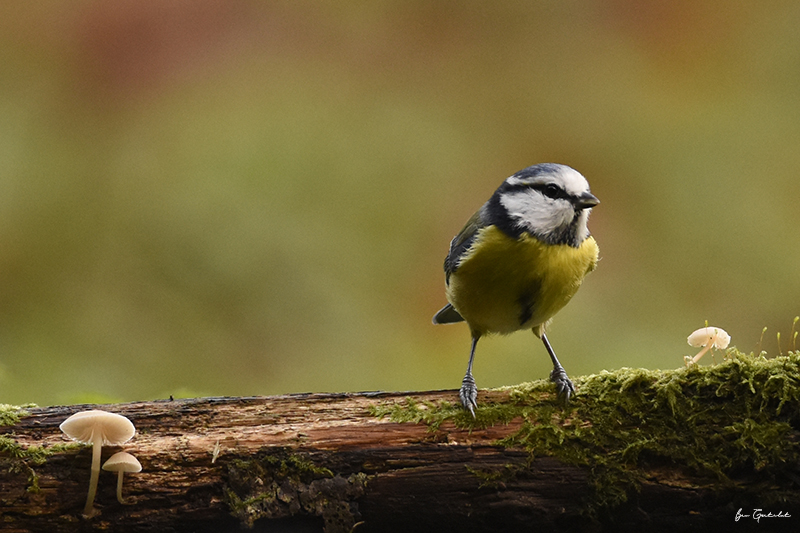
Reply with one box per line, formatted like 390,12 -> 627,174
542,184 -> 562,199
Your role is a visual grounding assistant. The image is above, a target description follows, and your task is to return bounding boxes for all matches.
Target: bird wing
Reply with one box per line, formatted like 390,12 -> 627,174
443,208 -> 486,285
432,208 -> 486,326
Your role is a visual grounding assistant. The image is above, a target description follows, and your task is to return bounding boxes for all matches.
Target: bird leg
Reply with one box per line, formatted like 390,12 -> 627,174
541,333 -> 575,401
459,336 -> 480,417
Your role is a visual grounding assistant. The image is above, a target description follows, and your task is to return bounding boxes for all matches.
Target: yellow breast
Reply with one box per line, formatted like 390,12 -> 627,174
445,225 -> 598,336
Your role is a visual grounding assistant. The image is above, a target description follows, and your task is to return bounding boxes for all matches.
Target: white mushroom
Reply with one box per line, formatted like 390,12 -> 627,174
686,327 -> 731,366
103,452 -> 142,504
59,410 -> 136,516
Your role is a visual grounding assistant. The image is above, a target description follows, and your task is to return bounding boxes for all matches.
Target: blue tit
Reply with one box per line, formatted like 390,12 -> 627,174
433,163 -> 599,416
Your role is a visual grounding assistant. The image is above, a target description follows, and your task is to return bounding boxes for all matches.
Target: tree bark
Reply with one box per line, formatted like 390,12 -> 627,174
1,384 -> 798,532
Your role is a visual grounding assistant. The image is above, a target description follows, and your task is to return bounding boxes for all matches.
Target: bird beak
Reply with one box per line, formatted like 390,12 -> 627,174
575,192 -> 599,210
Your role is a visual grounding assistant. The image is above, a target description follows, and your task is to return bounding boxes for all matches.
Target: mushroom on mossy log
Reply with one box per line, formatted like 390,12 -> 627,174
1,351 -> 799,533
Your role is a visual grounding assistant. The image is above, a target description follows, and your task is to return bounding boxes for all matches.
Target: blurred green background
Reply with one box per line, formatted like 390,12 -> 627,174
1,1 -> 799,406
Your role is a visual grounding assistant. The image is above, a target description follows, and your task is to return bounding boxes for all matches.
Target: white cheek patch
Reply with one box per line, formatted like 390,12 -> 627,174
499,189 -> 574,237
575,209 -> 591,242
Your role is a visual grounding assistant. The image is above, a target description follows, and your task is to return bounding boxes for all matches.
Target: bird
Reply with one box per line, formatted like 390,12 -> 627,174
432,163 -> 599,416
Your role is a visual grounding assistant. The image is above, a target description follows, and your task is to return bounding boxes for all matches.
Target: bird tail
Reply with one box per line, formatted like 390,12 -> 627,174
432,304 -> 464,325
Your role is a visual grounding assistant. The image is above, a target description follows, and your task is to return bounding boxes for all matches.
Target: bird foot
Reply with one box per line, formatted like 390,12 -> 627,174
550,365 -> 575,402
459,374 -> 478,418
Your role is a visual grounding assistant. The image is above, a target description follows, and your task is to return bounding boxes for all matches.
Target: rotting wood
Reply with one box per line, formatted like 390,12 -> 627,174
3,390 -> 560,533
1,358 -> 800,533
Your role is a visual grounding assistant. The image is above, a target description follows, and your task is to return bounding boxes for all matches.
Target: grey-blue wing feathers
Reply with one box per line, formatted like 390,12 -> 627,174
443,209 -> 486,285
434,207 -> 488,325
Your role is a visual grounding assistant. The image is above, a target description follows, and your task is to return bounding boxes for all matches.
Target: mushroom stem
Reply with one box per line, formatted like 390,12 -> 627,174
116,471 -> 125,504
83,434 -> 103,516
103,451 -> 141,504
689,344 -> 712,366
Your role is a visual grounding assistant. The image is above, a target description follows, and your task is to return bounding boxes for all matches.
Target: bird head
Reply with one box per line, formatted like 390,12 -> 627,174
486,163 -> 598,247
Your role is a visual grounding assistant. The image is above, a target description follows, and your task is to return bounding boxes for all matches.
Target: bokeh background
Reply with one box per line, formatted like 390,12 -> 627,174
2,1 -> 799,406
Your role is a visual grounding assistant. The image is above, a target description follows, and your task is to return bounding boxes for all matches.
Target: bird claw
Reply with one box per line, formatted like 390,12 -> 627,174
459,375 -> 478,417
550,366 -> 575,402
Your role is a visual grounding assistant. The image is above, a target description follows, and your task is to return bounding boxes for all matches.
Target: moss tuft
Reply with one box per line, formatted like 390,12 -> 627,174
368,398 -> 468,430
0,404 -> 36,427
225,449 -> 368,533
370,350 -> 800,514
1,433 -> 81,494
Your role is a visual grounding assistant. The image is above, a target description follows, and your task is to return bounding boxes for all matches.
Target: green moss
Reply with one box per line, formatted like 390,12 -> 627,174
225,449 -> 369,533
466,461 -> 533,490
1,434 -> 81,494
368,398 -> 468,430
1,436 -> 46,465
367,385 -> 548,432
0,404 -> 36,427
0,436 -> 80,463
371,350 -> 800,514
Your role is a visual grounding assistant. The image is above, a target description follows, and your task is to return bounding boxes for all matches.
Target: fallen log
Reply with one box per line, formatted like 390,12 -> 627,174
1,351 -> 799,532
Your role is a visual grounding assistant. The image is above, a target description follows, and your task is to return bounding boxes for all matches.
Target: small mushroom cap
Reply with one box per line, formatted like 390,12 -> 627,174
59,410 -> 136,446
103,451 -> 142,473
687,327 -> 731,349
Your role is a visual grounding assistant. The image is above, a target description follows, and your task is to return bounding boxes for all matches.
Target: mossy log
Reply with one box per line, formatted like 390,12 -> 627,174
1,352 -> 799,532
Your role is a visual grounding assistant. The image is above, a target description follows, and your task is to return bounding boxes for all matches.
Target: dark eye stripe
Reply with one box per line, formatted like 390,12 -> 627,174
501,180 -> 571,201
533,183 -> 568,200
